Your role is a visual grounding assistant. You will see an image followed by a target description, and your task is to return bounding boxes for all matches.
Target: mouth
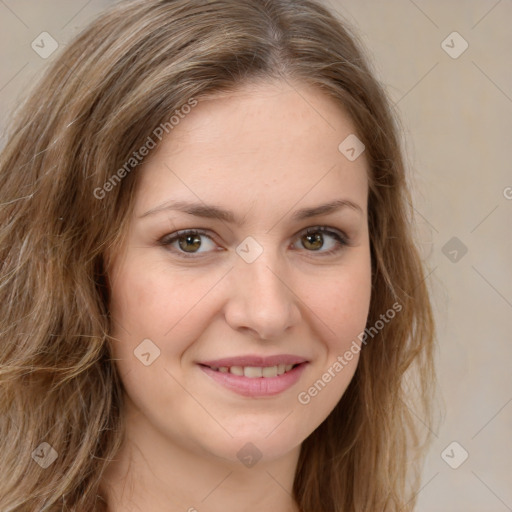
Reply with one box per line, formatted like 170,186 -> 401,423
200,363 -> 301,378
198,355 -> 308,397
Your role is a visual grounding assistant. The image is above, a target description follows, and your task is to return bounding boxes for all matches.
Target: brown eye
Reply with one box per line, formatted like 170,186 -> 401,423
178,234 -> 202,253
160,229 -> 217,257
293,227 -> 348,256
302,232 -> 324,251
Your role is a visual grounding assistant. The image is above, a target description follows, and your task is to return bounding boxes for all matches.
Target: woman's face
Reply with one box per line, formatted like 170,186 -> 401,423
108,79 -> 371,466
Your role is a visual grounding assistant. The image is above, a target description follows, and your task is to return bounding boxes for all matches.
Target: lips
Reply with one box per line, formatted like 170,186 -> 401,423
198,354 -> 309,397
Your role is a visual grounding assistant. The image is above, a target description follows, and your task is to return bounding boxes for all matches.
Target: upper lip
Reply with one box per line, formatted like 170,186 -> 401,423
199,354 -> 308,368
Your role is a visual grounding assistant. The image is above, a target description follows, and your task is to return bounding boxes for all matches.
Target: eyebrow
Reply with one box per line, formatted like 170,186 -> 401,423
139,198 -> 363,224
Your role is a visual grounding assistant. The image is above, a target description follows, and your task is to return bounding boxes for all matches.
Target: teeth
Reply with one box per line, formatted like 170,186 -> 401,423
210,364 -> 298,377
262,366 -> 277,378
230,366 -> 244,376
244,366 -> 263,378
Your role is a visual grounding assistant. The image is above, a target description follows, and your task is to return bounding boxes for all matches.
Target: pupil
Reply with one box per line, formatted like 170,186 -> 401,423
179,234 -> 201,252
304,232 -> 323,250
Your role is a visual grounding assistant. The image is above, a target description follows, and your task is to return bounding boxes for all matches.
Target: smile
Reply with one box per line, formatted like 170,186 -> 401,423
198,355 -> 309,397
207,364 -> 297,378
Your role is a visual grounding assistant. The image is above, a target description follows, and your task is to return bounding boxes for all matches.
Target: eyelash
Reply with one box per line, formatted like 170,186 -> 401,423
158,226 -> 350,259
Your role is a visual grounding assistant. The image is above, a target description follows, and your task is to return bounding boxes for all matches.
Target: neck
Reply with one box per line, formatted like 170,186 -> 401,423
99,398 -> 301,512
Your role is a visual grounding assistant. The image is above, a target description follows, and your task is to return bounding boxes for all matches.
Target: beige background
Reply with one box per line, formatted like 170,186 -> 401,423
1,1 -> 511,510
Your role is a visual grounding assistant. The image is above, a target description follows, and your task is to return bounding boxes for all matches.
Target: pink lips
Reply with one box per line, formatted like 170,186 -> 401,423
198,354 -> 308,398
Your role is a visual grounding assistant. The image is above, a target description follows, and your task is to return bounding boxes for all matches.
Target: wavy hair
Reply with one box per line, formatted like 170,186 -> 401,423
0,0 -> 436,510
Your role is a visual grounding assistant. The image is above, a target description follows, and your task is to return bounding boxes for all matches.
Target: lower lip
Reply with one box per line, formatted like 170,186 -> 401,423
199,363 -> 308,397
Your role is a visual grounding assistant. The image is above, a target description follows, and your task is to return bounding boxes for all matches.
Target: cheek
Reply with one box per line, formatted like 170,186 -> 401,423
108,256 -> 223,359
294,261 -> 370,421
307,257 -> 372,348
109,261 -> 169,335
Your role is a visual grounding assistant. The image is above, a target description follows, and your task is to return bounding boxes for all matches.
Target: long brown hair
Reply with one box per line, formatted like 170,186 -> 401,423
0,0 -> 435,510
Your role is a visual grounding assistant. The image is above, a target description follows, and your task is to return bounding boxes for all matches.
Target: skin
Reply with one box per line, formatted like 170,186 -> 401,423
101,78 -> 372,512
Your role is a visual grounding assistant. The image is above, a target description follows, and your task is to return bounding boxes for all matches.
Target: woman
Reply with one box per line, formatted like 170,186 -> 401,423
0,0 -> 435,510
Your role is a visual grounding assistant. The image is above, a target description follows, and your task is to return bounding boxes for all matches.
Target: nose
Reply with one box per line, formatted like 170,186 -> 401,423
223,250 -> 302,341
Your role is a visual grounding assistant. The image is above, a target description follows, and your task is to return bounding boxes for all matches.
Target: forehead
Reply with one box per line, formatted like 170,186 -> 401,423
135,79 -> 368,220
